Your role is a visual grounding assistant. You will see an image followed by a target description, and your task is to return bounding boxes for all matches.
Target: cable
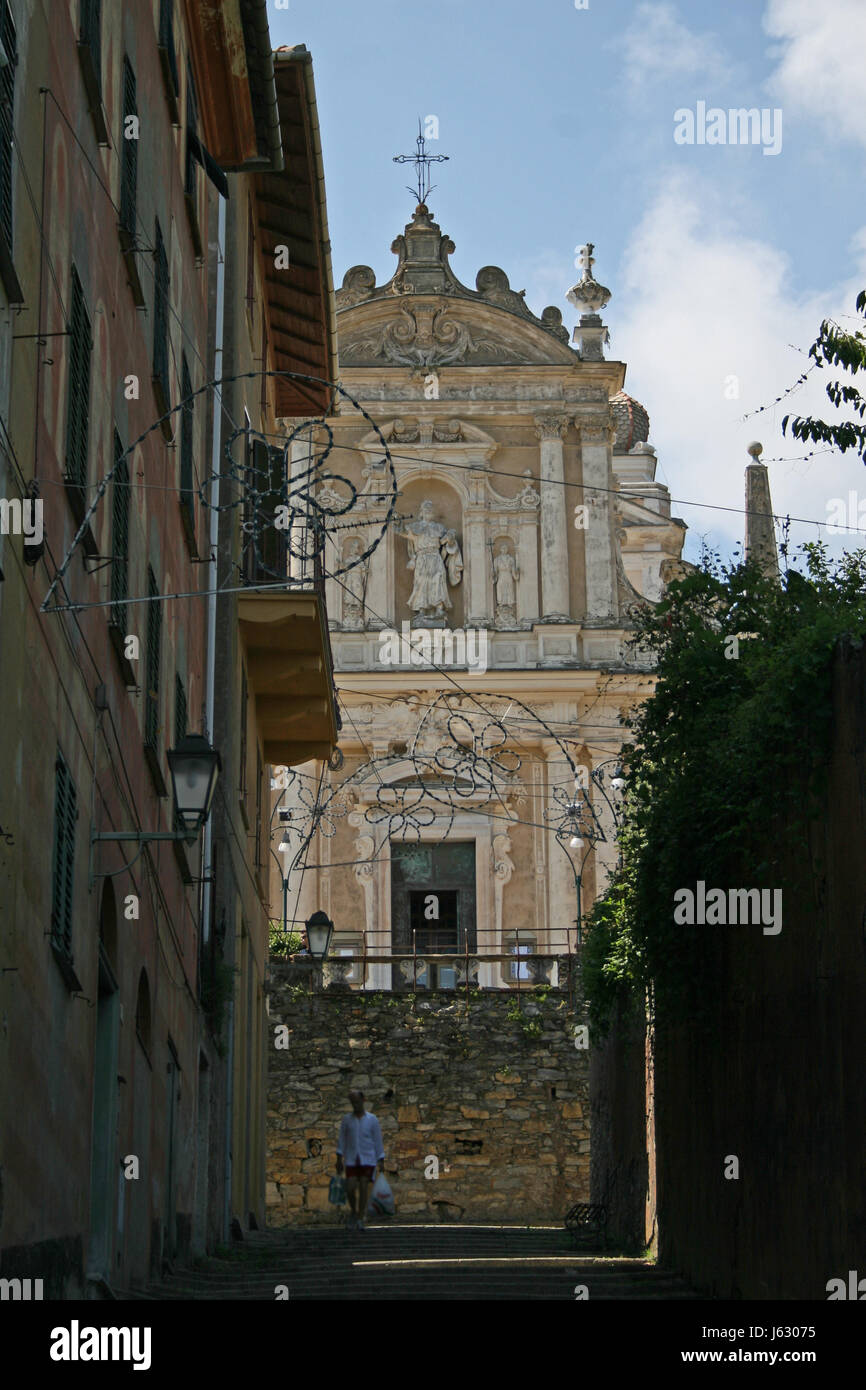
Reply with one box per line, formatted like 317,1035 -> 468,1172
236,429 -> 866,535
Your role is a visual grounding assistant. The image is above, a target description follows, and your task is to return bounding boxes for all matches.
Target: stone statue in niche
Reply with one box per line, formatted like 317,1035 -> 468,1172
394,498 -> 463,627
493,542 -> 519,626
342,537 -> 368,629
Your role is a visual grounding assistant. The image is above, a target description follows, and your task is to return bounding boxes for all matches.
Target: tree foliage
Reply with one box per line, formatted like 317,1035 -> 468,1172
783,289 -> 866,460
583,543 -> 866,1037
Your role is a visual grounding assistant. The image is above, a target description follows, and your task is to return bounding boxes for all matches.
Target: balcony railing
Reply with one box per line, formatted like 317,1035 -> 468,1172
269,929 -> 581,995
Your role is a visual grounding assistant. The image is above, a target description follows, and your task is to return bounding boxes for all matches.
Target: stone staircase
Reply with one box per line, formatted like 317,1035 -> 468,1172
130,1223 -> 701,1300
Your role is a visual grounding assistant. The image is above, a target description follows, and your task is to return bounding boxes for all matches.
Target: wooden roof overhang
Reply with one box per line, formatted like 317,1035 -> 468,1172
185,0 -> 281,170
255,48 -> 338,417
238,591 -> 339,766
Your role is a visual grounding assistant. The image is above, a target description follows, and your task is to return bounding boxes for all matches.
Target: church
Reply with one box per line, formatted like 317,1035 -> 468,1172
273,172 -> 686,992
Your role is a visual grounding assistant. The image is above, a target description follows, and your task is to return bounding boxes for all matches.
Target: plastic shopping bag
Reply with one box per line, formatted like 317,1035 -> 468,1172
329,1174 -> 347,1206
367,1173 -> 395,1217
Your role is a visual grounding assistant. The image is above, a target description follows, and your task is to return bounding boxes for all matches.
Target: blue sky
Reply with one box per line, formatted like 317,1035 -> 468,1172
271,0 -> 866,563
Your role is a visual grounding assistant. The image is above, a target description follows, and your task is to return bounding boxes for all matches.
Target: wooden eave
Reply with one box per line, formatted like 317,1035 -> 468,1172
238,590 -> 338,766
255,51 -> 337,416
183,0 -> 259,167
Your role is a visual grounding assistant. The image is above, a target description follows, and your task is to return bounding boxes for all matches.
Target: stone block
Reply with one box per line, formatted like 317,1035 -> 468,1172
459,1107 -> 490,1120
305,1186 -> 332,1211
397,1104 -> 420,1122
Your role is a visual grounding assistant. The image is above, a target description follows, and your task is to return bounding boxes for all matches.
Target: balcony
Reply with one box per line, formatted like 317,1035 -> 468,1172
239,507 -> 338,767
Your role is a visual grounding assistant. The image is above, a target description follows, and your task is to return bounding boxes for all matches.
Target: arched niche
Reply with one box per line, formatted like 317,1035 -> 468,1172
393,478 -> 465,630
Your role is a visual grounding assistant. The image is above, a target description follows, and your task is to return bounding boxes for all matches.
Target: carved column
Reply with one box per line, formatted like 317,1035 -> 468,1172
464,509 -> 490,628
364,519 -> 391,630
534,415 -> 571,622
517,512 -> 540,624
578,414 -> 619,621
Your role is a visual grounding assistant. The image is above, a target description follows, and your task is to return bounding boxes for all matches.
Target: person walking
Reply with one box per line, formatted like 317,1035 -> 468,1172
336,1089 -> 385,1232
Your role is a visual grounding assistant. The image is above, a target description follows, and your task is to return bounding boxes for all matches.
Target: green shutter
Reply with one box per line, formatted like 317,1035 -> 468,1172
0,3 -> 18,252
51,751 -> 77,958
145,566 -> 161,750
119,57 -> 137,237
174,672 -> 187,743
180,354 -> 193,509
66,266 -> 92,489
111,431 -> 129,629
153,220 -> 169,399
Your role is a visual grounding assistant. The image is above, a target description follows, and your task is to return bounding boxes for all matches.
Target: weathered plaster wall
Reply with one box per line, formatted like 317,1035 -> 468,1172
267,965 -> 590,1224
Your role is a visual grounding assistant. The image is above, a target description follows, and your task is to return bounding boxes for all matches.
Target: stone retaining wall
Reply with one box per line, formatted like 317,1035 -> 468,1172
266,970 -> 590,1225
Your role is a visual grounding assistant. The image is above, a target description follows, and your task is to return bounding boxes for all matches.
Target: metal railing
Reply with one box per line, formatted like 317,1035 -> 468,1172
269,925 -> 581,996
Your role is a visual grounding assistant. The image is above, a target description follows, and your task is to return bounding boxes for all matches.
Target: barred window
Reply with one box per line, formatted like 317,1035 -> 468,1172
144,566 -> 161,751
79,0 -> 101,90
152,219 -> 169,402
65,265 -> 92,490
180,353 -> 194,515
174,671 -> 187,744
184,58 -> 198,200
51,750 -> 77,959
0,2 -> 18,253
110,431 -> 129,630
119,56 -> 137,238
158,0 -> 179,95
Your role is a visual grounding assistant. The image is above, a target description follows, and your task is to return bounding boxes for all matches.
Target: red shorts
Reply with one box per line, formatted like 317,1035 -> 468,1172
344,1164 -> 376,1180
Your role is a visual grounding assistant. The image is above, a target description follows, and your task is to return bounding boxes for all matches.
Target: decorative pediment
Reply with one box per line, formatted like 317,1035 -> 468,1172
339,299 -> 574,368
336,203 -> 578,368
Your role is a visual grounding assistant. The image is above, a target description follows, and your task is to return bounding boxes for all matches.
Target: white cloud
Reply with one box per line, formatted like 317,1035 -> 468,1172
764,0 -> 866,150
619,1 -> 733,88
611,172 -> 866,560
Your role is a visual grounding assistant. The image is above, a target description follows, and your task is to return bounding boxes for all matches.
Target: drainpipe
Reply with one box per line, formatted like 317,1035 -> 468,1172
202,192 -> 226,948
200,190 -> 233,1242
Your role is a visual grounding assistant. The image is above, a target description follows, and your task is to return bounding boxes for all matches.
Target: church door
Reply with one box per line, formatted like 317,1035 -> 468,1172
390,841 -> 476,989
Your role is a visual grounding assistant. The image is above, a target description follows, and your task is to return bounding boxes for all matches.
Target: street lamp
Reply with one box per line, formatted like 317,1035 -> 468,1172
305,910 -> 334,963
168,734 -> 222,838
90,733 -> 221,885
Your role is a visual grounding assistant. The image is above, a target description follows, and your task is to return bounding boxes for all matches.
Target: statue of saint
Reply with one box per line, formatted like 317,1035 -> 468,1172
342,537 -> 368,628
395,499 -> 463,624
493,542 -> 518,623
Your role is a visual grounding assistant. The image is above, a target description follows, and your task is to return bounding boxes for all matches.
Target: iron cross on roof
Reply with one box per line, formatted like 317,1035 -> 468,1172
392,120 -> 449,206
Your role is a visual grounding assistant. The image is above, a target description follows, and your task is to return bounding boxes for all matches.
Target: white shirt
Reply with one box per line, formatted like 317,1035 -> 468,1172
337,1110 -> 385,1166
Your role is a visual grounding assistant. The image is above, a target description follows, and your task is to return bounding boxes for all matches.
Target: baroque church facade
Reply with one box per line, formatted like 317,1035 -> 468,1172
275,202 -> 685,990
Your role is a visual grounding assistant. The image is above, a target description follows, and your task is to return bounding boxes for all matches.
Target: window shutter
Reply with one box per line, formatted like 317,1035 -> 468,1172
66,266 -> 92,489
0,3 -> 17,252
153,220 -> 169,401
51,752 -> 77,958
180,353 -> 193,508
120,57 -> 137,237
111,431 -> 129,629
174,672 -> 187,744
145,566 -> 161,750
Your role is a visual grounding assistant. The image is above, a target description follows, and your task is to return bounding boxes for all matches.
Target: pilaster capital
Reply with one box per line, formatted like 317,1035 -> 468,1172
576,412 -> 616,447
533,414 -> 570,442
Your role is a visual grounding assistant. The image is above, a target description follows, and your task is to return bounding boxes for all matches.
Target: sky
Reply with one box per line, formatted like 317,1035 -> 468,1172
269,0 -> 866,564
